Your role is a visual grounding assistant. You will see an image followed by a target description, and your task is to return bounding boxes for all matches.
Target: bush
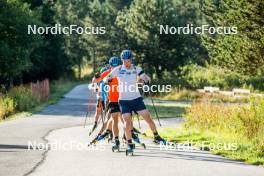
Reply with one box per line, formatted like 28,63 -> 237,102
185,98 -> 264,160
0,96 -> 16,120
179,64 -> 264,91
8,86 -> 39,111
180,64 -> 242,89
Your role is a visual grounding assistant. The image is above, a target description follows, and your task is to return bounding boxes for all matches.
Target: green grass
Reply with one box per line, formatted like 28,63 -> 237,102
154,88 -> 250,103
144,98 -> 264,166
144,101 -> 188,119
153,126 -> 264,166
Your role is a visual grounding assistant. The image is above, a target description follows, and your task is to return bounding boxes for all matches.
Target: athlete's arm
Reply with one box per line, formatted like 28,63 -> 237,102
92,72 -> 100,83
94,70 -> 110,83
103,67 -> 119,83
137,66 -> 151,83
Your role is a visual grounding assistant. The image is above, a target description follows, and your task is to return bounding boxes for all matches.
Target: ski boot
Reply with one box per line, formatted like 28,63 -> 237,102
153,135 -> 168,145
88,135 -> 100,146
132,131 -> 146,149
125,143 -> 135,156
112,140 -> 120,152
88,132 -> 109,146
96,131 -> 110,142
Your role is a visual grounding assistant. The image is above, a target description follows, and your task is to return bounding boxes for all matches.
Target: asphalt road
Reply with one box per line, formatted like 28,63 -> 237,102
0,84 -> 263,176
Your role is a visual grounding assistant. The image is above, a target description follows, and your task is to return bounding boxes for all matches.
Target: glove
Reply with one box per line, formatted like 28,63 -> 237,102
144,80 -> 150,85
94,72 -> 100,79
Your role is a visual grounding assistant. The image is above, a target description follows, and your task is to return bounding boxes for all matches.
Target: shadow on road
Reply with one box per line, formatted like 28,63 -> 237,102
133,148 -> 246,166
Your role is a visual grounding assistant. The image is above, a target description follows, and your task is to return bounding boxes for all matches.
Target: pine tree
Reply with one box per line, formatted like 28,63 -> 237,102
200,0 -> 264,75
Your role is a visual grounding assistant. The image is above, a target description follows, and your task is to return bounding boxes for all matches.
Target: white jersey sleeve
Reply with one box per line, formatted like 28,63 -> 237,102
136,66 -> 145,79
103,66 -> 119,82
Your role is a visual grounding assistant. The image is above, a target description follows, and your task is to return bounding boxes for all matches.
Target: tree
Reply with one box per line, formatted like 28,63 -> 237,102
200,0 -> 264,75
0,0 -> 43,87
116,0 -> 208,78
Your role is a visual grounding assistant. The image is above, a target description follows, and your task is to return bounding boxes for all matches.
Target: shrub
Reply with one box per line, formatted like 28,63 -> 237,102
180,64 -> 242,89
0,96 -> 16,120
179,63 -> 264,91
185,98 -> 264,158
8,86 -> 39,111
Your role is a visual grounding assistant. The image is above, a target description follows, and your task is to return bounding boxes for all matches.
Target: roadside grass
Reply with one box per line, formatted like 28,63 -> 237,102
154,126 -> 264,166
145,101 -> 188,119
154,88 -> 250,103
0,78 -> 90,122
145,98 -> 264,166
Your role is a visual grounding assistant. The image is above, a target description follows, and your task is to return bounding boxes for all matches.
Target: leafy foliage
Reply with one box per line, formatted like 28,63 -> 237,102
200,0 -> 264,75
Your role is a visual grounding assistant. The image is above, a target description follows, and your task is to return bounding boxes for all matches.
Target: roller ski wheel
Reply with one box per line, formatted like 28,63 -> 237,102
132,133 -> 146,149
88,140 -> 97,147
125,149 -> 134,156
112,145 -> 120,152
112,141 -> 120,152
125,144 -> 135,156
88,135 -> 100,146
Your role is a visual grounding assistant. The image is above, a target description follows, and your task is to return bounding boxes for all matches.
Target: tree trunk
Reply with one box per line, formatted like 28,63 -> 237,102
155,65 -> 162,79
78,57 -> 81,79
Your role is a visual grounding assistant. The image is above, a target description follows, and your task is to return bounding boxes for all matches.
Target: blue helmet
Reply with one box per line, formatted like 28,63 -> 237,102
100,66 -> 109,73
109,56 -> 120,67
120,50 -> 133,60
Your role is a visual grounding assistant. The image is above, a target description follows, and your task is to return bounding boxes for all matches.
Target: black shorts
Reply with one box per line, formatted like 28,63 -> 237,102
119,97 -> 146,114
107,102 -> 120,113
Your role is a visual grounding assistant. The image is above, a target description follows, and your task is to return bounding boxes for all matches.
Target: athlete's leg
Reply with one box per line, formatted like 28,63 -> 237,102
98,111 -> 110,135
95,106 -> 102,122
137,109 -> 157,133
112,112 -> 120,138
91,99 -> 103,132
122,113 -> 133,141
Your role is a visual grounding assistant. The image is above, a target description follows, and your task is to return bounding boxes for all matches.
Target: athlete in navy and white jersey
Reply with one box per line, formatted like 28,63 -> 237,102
104,50 -> 167,152
106,63 -> 144,100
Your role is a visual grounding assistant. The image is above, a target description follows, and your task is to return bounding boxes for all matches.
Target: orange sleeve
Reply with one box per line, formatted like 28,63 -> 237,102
94,70 -> 110,83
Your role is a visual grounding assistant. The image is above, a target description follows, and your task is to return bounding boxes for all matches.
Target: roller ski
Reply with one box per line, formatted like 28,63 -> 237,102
132,132 -> 146,149
111,140 -> 120,152
88,135 -> 100,146
125,143 -> 135,156
153,135 -> 168,145
132,127 -> 146,136
89,130 -> 112,146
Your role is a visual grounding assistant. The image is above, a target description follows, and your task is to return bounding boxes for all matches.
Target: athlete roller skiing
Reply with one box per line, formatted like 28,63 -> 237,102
104,50 -> 167,156
89,56 -> 146,150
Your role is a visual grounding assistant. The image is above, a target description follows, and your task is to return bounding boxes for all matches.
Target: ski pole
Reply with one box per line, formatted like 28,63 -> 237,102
133,111 -> 141,129
150,95 -> 161,126
136,113 -> 141,129
84,95 -> 93,128
148,85 -> 162,127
